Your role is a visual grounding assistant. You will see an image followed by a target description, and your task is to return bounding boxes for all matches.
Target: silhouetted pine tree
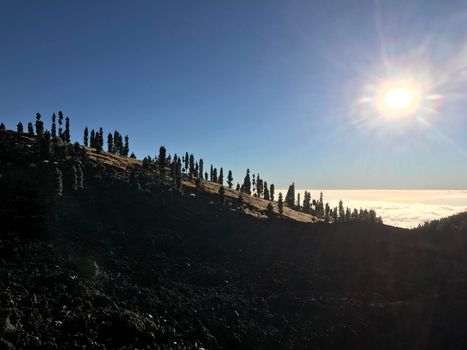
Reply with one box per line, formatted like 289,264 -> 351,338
270,184 -> 275,201
285,183 -> 295,208
35,113 -> 44,136
242,169 -> 251,194
263,181 -> 270,200
218,167 -> 224,185
278,192 -> 284,215
204,172 -> 208,180
236,183 -> 240,191
213,168 -> 218,183
256,175 -> 263,199
297,193 -> 301,210
345,207 -> 351,222
58,111 -> 64,139
252,174 -> 256,196
227,170 -> 233,188
0,123 -> 5,131
95,131 -> 103,153
184,152 -> 189,173
27,122 -> 34,136
159,146 -> 167,181
338,200 -> 345,222
352,208 -> 359,221
107,133 -> 113,152
51,113 -> 57,138
210,165 -> 214,181
332,208 -> 338,222
64,117 -> 70,142
17,122 -> 23,134
90,129 -> 95,148
98,128 -> 104,148
188,154 -> 195,178
83,127 -> 89,147
123,135 -> 129,157
303,191 -> 311,213
199,159 -> 204,179
325,203 -> 331,220
130,152 -> 136,159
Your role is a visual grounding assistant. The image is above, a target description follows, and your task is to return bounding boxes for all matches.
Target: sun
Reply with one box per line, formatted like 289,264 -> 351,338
383,87 -> 414,110
376,81 -> 421,117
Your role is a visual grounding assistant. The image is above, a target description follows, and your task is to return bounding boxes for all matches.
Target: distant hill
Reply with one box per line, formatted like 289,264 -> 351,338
1,129 -> 467,349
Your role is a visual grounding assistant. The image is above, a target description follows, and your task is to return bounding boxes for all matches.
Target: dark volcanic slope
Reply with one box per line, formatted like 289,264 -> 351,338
1,131 -> 467,350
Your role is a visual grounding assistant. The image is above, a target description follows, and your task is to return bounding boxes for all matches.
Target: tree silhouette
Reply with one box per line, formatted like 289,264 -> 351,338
285,183 -> 295,208
58,111 -> 64,139
199,159 -> 204,179
338,200 -> 345,222
83,127 -> 89,147
297,193 -> 301,210
35,113 -> 44,136
218,167 -> 224,185
159,146 -> 167,181
227,170 -> 233,188
130,152 -> 136,159
17,122 -> 24,134
51,113 -> 57,138
90,129 -> 95,148
64,116 -> 70,142
0,123 -> 5,131
270,184 -> 275,201
27,122 -> 34,136
236,183 -> 240,191
107,133 -> 113,153
278,192 -> 284,215
123,135 -> 129,157
242,169 -> 251,194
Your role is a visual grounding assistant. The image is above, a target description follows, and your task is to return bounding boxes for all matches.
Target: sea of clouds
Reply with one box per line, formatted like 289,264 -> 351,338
277,189 -> 467,228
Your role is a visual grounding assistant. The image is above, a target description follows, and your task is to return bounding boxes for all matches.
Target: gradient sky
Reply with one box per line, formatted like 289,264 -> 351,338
1,0 -> 466,189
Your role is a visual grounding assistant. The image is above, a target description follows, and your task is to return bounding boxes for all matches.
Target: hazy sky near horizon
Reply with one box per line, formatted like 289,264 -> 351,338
1,0 -> 466,189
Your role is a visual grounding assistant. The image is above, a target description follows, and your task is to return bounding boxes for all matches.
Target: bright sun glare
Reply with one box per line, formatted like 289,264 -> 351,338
375,81 -> 421,117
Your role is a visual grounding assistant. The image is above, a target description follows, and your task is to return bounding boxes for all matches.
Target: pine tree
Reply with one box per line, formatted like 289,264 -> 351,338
107,133 -> 114,153
256,175 -> 263,199
0,123 -> 5,131
98,128 -> 104,149
303,191 -> 311,213
187,154 -> 194,178
332,207 -> 338,222
184,152 -> 189,173
352,208 -> 359,221
227,170 -> 233,188
213,168 -> 218,183
90,129 -> 95,148
159,146 -> 167,181
325,203 -> 331,219
236,183 -> 240,191
338,200 -> 345,222
95,131 -> 103,153
84,127 -> 89,147
123,135 -> 129,157
218,167 -> 224,185
130,152 -> 136,159
345,207 -> 351,222
297,193 -> 301,210
27,122 -> 34,136
242,169 -> 251,194
64,116 -> 70,142
278,192 -> 284,215
35,113 -> 44,136
204,172 -> 208,180
58,111 -> 64,139
263,181 -> 270,200
270,184 -> 275,201
51,113 -> 57,138
17,122 -> 23,134
285,183 -> 295,208
210,165 -> 214,181
199,159 -> 204,179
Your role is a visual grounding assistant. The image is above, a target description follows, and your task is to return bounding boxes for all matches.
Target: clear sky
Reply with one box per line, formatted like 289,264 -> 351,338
1,0 -> 466,189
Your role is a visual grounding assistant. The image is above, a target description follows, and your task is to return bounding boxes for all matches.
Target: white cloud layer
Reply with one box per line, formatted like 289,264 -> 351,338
277,189 -> 467,228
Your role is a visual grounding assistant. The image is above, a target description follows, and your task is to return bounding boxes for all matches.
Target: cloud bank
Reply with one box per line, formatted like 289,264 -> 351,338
278,190 -> 467,228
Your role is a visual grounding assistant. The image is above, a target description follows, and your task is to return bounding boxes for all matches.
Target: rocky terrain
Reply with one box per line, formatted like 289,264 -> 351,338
1,129 -> 467,349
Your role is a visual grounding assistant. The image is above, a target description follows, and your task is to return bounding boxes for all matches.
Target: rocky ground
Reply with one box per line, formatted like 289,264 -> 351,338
1,130 -> 467,349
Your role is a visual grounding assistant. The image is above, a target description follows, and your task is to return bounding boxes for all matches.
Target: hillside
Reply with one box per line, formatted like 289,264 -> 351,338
1,129 -> 467,349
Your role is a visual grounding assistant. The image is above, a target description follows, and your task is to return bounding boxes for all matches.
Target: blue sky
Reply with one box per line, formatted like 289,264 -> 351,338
1,0 -> 466,189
